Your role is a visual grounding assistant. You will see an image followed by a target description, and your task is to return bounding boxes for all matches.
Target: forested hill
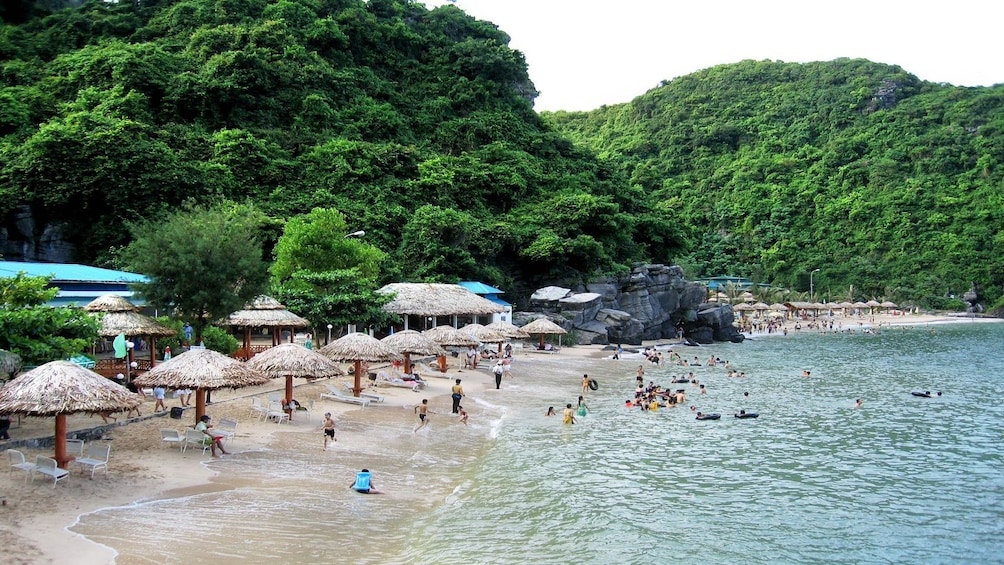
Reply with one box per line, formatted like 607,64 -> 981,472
0,0 -> 682,300
547,59 -> 1004,308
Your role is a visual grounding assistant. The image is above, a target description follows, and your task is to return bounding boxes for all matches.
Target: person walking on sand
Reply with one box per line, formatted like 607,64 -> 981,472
414,399 -> 432,432
451,379 -> 465,413
562,403 -> 576,424
153,386 -> 166,412
322,412 -> 337,449
492,360 -> 505,389
502,357 -> 513,379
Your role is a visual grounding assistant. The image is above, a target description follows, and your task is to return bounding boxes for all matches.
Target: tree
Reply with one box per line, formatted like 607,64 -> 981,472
0,273 -> 100,367
271,270 -> 395,342
123,202 -> 270,340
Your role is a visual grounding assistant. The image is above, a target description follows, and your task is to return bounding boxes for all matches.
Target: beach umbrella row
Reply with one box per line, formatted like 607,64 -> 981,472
318,333 -> 400,397
246,343 -> 344,404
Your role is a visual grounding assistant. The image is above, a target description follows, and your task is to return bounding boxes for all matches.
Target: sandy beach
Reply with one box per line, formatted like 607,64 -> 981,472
0,311 -> 996,564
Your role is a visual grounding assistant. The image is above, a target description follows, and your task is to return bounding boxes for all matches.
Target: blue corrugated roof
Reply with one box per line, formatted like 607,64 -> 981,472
0,261 -> 148,283
458,281 -> 505,295
486,296 -> 511,307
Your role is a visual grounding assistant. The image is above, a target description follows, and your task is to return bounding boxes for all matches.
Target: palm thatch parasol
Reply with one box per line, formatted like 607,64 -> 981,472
0,349 -> 22,379
245,343 -> 345,404
0,361 -> 142,467
521,317 -> 568,349
318,333 -> 401,397
423,326 -> 479,347
381,330 -> 446,375
134,348 -> 269,424
880,301 -> 898,309
485,321 -> 530,339
378,283 -> 507,328
460,323 -> 506,344
223,295 -> 311,353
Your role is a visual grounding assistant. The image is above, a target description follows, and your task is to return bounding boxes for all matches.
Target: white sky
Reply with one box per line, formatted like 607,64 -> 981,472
423,0 -> 1004,111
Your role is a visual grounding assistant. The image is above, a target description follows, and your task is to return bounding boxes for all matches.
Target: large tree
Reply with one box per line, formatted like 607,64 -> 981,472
123,202 -> 270,341
0,272 -> 100,367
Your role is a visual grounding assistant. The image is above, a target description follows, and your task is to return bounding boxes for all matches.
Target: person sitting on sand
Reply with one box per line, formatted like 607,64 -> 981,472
349,469 -> 383,494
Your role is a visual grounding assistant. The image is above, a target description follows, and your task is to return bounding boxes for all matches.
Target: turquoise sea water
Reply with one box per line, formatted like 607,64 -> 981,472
73,322 -> 1004,564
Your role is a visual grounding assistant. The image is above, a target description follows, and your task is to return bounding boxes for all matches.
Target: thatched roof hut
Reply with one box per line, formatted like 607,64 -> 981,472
318,332 -> 401,397
134,348 -> 269,423
223,295 -> 310,355
84,294 -> 138,313
378,283 -> 507,327
245,343 -> 344,403
85,294 -> 176,364
0,360 -> 143,467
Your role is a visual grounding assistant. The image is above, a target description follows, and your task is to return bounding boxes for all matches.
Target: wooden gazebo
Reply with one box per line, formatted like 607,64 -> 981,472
223,296 -> 310,360
84,294 -> 177,377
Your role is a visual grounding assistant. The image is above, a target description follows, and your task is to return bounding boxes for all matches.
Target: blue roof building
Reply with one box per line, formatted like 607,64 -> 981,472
457,281 -> 512,324
0,261 -> 149,307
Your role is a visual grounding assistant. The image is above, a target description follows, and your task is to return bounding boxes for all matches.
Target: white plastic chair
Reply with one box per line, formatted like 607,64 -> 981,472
72,443 -> 111,479
7,449 -> 36,482
249,397 -> 268,420
160,429 -> 184,450
32,455 -> 69,487
183,428 -> 211,455
215,418 -> 238,444
265,401 -> 289,424
297,400 -> 314,423
66,439 -> 85,458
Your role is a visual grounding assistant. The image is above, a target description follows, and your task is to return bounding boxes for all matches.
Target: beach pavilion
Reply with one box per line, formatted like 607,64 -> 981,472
378,283 -> 508,331
84,294 -> 177,376
222,296 -> 310,360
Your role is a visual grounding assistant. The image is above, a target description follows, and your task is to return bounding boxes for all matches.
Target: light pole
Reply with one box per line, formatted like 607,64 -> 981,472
326,324 -> 332,346
345,230 -> 365,238
810,268 -> 821,303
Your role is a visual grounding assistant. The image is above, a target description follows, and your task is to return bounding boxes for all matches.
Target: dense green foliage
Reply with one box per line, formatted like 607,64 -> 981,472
0,0 -> 671,300
0,272 -> 100,366
122,202 -> 270,338
548,59 -> 1004,306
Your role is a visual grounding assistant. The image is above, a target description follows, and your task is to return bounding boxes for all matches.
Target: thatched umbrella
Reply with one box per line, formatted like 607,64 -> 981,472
223,295 -> 311,357
85,294 -> 177,366
246,343 -> 345,405
133,348 -> 269,424
460,323 -> 506,344
521,318 -> 568,350
0,349 -> 22,379
0,361 -> 142,468
379,283 -> 508,329
318,333 -> 400,397
423,326 -> 479,373
381,330 -> 446,375
880,301 -> 898,311
485,321 -> 530,339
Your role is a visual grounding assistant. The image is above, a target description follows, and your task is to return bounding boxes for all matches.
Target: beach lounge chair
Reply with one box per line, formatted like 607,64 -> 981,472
68,354 -> 96,369
160,429 -> 184,450
320,386 -> 371,407
265,401 -> 289,424
7,449 -> 36,482
338,383 -> 386,402
375,371 -> 421,392
183,428 -> 211,455
215,418 -> 238,444
72,443 -> 111,479
32,456 -> 69,487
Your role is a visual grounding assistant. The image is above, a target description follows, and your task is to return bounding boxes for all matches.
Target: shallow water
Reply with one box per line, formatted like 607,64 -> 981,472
72,322 -> 1004,564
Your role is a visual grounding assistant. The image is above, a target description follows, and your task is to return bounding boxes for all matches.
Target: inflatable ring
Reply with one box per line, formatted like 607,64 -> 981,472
696,413 -> 721,420
734,412 -> 759,419
588,378 -> 598,391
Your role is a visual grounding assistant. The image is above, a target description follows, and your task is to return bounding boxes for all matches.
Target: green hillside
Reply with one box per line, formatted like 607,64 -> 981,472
0,0 -> 681,300
548,59 -> 1004,308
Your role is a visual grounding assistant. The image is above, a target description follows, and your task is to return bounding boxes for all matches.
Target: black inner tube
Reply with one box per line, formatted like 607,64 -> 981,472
588,379 -> 598,391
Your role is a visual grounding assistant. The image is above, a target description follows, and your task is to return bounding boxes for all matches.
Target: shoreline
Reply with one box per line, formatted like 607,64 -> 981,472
2,313 -> 1000,563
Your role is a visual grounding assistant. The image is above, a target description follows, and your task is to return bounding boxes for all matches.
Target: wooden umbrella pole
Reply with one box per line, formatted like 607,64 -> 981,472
285,375 -> 294,404
403,353 -> 412,375
539,334 -> 545,349
150,336 -> 157,364
54,414 -> 70,469
195,388 -> 206,424
353,359 -> 362,397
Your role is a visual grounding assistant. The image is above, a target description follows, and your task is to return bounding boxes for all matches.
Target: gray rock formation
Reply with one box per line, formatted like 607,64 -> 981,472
517,264 -> 744,346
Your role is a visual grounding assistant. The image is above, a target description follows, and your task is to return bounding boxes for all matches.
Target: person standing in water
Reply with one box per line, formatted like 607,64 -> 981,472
414,399 -> 431,432
562,403 -> 576,424
322,412 -> 337,449
576,395 -> 588,417
581,374 -> 591,395
451,379 -> 464,413
458,405 -> 469,426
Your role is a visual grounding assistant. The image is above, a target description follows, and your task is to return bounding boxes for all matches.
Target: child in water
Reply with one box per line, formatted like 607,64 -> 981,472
545,406 -> 556,416
562,403 -> 576,424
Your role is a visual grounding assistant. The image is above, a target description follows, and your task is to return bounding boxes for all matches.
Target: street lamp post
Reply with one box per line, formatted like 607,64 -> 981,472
326,324 -> 332,346
810,268 -> 821,303
345,230 -> 365,238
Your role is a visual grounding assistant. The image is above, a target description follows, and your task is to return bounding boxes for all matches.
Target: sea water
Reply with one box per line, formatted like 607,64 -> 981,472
72,322 -> 1004,564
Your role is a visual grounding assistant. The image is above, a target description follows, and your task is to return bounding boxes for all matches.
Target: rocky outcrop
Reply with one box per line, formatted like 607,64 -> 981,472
517,264 -> 744,346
